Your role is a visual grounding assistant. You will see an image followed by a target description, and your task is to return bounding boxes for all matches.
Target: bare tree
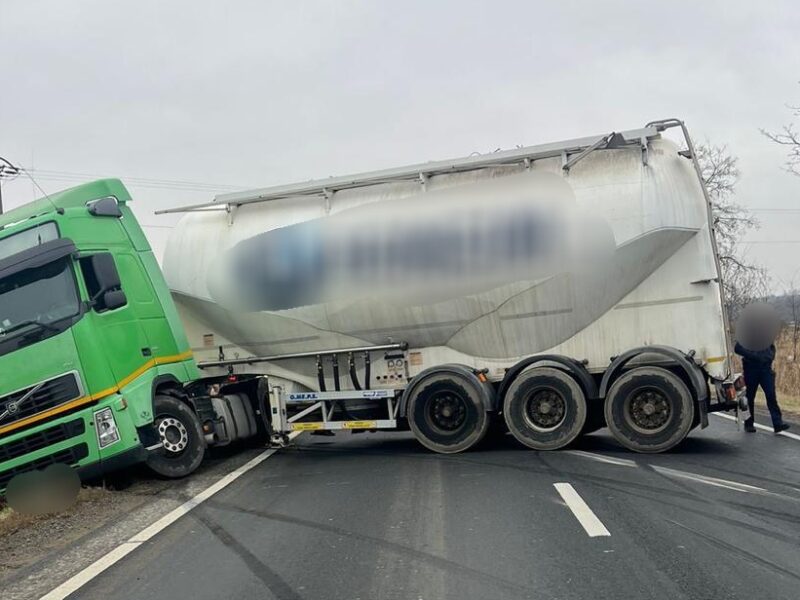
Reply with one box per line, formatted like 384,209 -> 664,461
762,98 -> 800,176
784,274 -> 800,361
694,143 -> 769,318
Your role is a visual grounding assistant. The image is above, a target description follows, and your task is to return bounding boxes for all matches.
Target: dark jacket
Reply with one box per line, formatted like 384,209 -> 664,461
734,342 -> 776,367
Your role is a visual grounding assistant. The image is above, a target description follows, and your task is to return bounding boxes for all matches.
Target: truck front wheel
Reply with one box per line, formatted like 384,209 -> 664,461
146,395 -> 206,478
604,366 -> 694,453
503,367 -> 587,450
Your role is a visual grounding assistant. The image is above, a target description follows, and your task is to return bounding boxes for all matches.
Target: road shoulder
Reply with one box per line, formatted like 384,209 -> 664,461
0,447 -> 268,600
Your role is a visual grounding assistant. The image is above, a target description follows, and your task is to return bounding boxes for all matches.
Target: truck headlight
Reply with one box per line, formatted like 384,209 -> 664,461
95,408 -> 120,448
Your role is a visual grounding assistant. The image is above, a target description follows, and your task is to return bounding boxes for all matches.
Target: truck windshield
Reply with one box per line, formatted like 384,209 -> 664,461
0,222 -> 59,261
0,259 -> 81,356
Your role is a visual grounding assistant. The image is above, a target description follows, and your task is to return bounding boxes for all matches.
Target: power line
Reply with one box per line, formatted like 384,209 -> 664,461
0,156 -> 24,214
26,174 -> 241,194
17,166 -> 251,194
25,167 -> 247,189
1,158 -> 62,215
28,177 -> 228,194
27,168 -> 245,189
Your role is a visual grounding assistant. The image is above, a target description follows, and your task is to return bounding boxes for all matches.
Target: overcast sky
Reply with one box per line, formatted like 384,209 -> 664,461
2,1 -> 799,288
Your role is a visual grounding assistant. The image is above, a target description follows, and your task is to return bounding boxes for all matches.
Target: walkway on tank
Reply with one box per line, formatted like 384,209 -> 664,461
36,416 -> 800,599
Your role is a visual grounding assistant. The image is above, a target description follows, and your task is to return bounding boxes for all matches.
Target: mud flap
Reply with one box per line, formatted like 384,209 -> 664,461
699,395 -> 709,429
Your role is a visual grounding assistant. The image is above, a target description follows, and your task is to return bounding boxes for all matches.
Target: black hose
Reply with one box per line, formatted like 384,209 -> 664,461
348,353 -> 362,390
330,354 -> 353,419
332,354 -> 341,391
364,351 -> 371,390
316,355 -> 326,391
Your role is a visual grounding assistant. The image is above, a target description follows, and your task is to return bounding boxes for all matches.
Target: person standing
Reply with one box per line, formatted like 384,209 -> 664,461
734,341 -> 790,433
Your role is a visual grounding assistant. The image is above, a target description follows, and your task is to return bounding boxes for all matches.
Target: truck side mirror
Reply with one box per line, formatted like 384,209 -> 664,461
90,253 -> 121,292
79,253 -> 127,312
86,196 -> 123,217
102,289 -> 127,311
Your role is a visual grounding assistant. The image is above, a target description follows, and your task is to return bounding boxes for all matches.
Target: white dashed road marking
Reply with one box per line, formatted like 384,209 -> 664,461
553,482 -> 611,537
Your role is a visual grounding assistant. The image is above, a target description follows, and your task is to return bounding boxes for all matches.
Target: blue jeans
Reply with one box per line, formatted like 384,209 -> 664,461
743,364 -> 784,428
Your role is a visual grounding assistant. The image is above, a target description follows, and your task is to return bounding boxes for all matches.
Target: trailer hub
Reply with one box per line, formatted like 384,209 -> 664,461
428,392 -> 467,432
627,390 -> 670,432
525,390 -> 566,431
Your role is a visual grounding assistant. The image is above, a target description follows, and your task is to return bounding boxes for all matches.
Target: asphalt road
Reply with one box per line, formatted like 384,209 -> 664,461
69,415 -> 800,600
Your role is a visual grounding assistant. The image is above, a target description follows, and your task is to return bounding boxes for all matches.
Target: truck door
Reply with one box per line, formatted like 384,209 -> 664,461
77,252 -> 153,388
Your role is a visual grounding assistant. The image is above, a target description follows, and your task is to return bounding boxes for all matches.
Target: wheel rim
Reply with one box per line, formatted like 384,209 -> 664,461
523,388 -> 567,432
425,390 -> 468,433
157,416 -> 190,454
624,388 -> 671,434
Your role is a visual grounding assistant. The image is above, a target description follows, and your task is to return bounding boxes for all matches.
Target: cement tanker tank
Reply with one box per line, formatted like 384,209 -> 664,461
161,119 -> 739,454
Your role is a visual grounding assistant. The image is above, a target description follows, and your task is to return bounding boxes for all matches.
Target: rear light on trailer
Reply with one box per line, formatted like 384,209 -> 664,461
721,374 -> 745,402
733,374 -> 745,390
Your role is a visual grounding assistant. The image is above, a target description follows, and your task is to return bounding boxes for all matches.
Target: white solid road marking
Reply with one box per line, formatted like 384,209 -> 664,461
553,482 -> 611,537
41,433 -> 301,600
651,465 -> 767,494
714,412 -> 800,441
566,450 -> 638,468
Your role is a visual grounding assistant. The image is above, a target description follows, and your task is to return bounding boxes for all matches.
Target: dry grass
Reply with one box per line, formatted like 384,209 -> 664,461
0,502 -> 34,538
749,330 -> 800,419
0,486 -> 111,539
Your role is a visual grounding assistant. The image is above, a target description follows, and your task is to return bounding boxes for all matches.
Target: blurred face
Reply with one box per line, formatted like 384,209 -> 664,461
735,303 -> 782,351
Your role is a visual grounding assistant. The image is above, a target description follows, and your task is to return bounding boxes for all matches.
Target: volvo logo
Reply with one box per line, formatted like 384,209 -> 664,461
0,381 -> 45,424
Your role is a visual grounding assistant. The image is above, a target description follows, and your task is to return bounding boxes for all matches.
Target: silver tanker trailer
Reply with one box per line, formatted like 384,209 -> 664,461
158,118 -> 745,454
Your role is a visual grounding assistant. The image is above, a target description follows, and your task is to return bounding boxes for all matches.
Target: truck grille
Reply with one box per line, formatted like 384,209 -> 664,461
0,418 -> 86,464
0,373 -> 83,431
0,443 -> 89,490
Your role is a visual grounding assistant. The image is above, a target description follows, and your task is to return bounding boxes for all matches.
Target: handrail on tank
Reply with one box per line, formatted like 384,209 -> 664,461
196,342 -> 408,369
155,125 -> 660,215
562,132 -> 616,173
646,117 -> 733,377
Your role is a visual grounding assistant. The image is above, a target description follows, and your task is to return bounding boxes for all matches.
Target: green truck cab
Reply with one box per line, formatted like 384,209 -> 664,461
0,180 -> 267,494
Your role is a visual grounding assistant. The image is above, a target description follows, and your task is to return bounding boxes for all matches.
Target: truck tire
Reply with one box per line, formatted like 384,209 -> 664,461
146,395 -> 206,478
406,371 -> 490,454
503,367 -> 587,450
604,366 -> 694,453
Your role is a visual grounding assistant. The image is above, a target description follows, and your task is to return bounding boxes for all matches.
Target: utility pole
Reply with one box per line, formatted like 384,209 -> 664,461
0,157 -> 22,215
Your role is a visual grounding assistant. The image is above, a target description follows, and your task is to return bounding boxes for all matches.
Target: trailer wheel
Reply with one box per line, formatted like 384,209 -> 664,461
604,366 -> 694,453
146,395 -> 205,478
503,367 -> 586,450
406,371 -> 490,454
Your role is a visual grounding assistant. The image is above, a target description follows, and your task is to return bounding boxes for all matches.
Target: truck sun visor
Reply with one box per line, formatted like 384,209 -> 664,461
0,238 -> 77,281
